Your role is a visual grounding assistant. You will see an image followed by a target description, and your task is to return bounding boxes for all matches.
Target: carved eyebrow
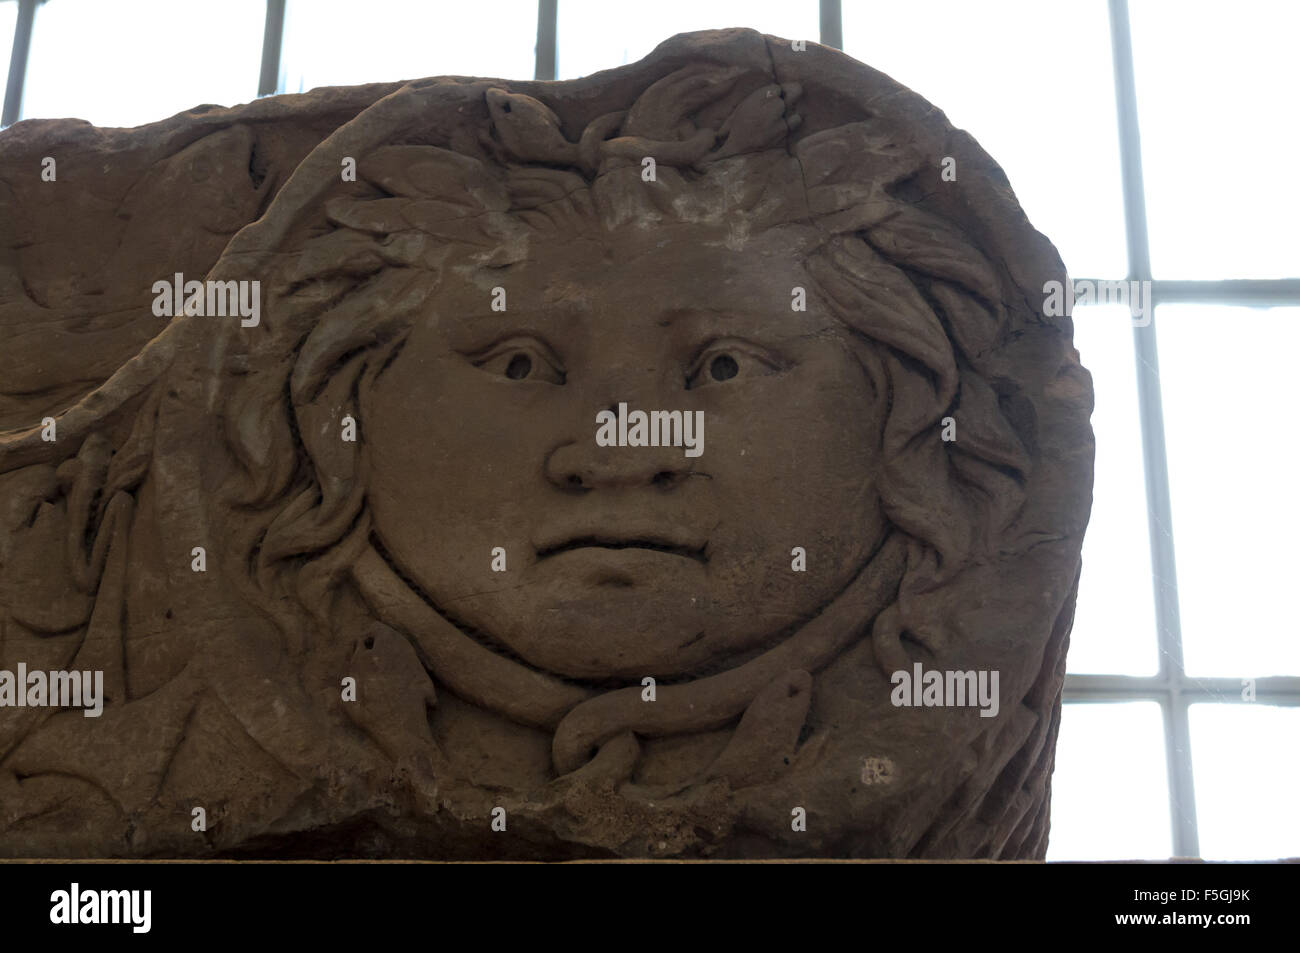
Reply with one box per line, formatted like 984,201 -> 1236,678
658,311 -> 806,357
459,331 -> 565,369
541,280 -> 594,311
686,335 -> 792,374
656,307 -> 735,328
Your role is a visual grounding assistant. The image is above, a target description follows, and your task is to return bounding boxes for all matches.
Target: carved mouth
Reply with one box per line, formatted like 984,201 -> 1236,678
536,535 -> 708,564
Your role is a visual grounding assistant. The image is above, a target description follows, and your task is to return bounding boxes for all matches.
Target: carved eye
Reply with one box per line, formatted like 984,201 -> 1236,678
706,354 -> 739,381
685,339 -> 783,390
471,337 -> 566,385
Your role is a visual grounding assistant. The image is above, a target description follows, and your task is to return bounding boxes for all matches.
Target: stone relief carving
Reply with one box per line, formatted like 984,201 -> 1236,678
0,30 -> 1093,859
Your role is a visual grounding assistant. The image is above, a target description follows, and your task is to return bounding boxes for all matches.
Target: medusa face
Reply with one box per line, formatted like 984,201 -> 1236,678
362,223 -> 888,680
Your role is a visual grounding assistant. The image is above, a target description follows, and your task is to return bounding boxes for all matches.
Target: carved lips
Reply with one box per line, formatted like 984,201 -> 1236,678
533,523 -> 708,565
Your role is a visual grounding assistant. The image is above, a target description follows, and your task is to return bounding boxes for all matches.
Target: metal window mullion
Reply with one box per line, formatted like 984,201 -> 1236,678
1170,675 -> 1300,703
1066,674 -> 1300,699
535,0 -> 556,81
1147,279 -> 1300,306
1108,0 -> 1198,858
258,0 -> 285,97
1072,278 -> 1300,308
1165,685 -> 1199,857
2,0 -> 38,127
819,0 -> 842,50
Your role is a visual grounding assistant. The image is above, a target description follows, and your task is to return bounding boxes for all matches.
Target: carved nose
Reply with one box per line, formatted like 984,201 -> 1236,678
546,419 -> 693,492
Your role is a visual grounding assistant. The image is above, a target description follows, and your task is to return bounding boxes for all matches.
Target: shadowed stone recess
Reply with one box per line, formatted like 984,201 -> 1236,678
0,29 -> 1094,859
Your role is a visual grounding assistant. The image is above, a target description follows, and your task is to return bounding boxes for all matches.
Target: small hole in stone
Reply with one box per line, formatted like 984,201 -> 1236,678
364,636 -> 375,649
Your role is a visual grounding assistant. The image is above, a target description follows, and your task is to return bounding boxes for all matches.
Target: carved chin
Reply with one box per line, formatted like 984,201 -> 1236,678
398,567 -> 742,680
393,550 -> 862,681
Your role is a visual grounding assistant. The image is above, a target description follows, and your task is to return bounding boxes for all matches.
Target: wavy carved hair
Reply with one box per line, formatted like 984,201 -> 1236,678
211,66 -> 1034,681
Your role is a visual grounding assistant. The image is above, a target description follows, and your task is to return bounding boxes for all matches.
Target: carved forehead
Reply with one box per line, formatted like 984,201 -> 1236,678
423,224 -> 846,352
444,220 -> 823,292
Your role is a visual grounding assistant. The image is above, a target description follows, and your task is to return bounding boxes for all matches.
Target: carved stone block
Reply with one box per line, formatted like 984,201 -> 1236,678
0,29 -> 1094,859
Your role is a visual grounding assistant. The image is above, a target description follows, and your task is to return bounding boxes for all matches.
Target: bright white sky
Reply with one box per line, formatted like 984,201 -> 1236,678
4,0 -> 1297,860
0,3 -> 13,99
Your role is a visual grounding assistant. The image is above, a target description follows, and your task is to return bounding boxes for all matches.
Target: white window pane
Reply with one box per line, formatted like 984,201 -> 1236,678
1047,701 -> 1172,860
1189,704 -> 1300,860
281,0 -> 537,91
1157,306 -> 1300,677
844,0 -> 1127,280
1131,1 -> 1300,279
557,0 -> 817,80
1069,305 -> 1158,675
22,0 -> 263,127
0,0 -> 17,121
